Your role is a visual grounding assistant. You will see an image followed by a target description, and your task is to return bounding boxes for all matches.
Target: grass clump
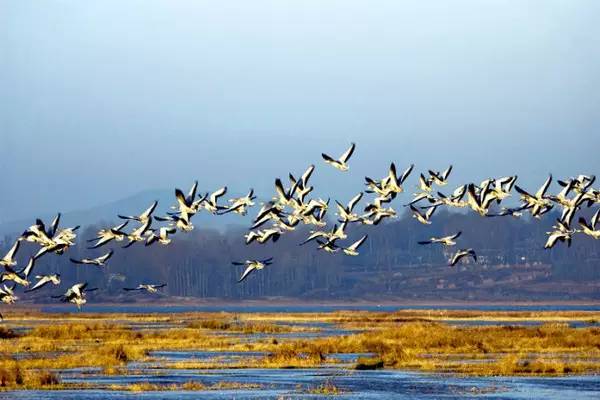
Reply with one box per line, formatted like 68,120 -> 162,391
308,380 -> 344,395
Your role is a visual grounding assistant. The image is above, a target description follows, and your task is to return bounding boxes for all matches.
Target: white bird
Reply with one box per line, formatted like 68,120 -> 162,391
173,181 -> 199,215
322,143 -> 356,171
418,232 -> 462,247
70,250 -> 114,266
449,249 -> 477,267
223,189 -> 256,216
336,193 -> 364,223
515,175 -> 554,218
429,165 -> 453,186
385,163 -> 414,194
123,283 -> 166,293
578,210 -> 600,239
342,235 -> 368,256
146,227 -> 177,246
232,258 -> 273,282
410,205 -> 437,225
545,220 -> 575,249
52,282 -> 97,310
316,238 -> 340,254
25,274 -> 61,293
87,221 -> 129,249
123,219 -> 153,248
0,241 -> 20,268
0,284 -> 17,304
244,229 -> 281,245
202,187 -> 228,214
155,213 -> 194,232
1,256 -> 35,287
118,201 -> 158,223
466,183 -> 496,216
118,201 -> 158,224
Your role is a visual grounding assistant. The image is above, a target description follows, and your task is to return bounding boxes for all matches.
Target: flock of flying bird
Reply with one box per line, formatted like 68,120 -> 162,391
1,143 -> 599,314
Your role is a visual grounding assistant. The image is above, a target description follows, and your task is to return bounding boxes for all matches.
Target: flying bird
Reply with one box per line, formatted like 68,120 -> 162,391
0,241 -> 20,268
418,232 -> 462,247
87,221 -> 129,249
342,235 -> 368,256
146,227 -> 177,246
232,258 -> 273,282
25,274 -> 61,293
123,283 -> 167,293
118,201 -> 158,223
322,143 -> 356,171
449,249 -> 477,267
52,282 -> 97,310
70,250 -> 114,266
410,205 -> 437,225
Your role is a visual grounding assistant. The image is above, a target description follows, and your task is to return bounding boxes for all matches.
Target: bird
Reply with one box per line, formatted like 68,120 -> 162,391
52,282 -> 97,310
336,193 -> 364,223
342,235 -> 368,256
1,256 -> 35,287
0,241 -> 20,268
417,173 -> 434,193
418,232 -> 462,246
300,222 -> 347,246
123,219 -> 153,248
449,249 -> 477,267
0,284 -> 17,304
488,176 -> 518,202
32,223 -> 80,259
515,175 -> 554,218
322,143 -> 356,171
244,229 -> 281,245
25,274 -> 61,293
118,201 -> 158,223
70,250 -> 114,266
410,204 -> 436,225
362,201 -> 397,225
173,181 -> 199,216
155,213 -> 194,232
26,218 -> 80,260
123,283 -> 166,293
429,165 -> 453,186
487,206 -> 530,218
385,163 -> 414,194
578,210 -> 600,239
466,183 -> 496,216
223,189 -> 256,216
20,214 -> 61,247
545,219 -> 575,249
87,221 -> 129,249
315,238 -> 340,254
146,227 -> 177,246
201,187 -> 228,214
232,258 -> 273,282
431,185 -> 468,208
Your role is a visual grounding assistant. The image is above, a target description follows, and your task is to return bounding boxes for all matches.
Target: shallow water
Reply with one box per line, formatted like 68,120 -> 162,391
2,369 -> 599,399
39,304 -> 600,314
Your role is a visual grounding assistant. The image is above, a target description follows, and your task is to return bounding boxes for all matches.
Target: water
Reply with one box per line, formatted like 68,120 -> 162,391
39,304 -> 600,314
2,369 -> 598,399
5,305 -> 599,398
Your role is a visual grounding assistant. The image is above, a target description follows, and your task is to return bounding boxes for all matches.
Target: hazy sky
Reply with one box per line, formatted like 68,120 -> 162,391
1,1 -> 599,221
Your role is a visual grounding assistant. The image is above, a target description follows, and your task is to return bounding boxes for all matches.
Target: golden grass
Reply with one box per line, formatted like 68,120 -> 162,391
1,309 -> 600,391
307,380 -> 344,395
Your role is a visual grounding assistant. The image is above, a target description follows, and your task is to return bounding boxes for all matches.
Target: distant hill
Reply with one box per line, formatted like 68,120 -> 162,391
0,189 -> 252,237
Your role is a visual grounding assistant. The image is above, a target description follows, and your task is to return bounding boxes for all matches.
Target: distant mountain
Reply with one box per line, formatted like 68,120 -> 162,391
0,189 -> 251,237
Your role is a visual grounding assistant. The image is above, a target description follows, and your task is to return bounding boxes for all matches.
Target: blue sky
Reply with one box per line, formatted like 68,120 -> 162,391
1,1 -> 599,221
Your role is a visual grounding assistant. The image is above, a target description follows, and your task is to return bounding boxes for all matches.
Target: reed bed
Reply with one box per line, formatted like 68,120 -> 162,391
1,310 -> 600,390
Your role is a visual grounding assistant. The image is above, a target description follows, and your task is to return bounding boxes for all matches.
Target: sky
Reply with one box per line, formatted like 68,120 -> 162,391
1,1 -> 599,222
